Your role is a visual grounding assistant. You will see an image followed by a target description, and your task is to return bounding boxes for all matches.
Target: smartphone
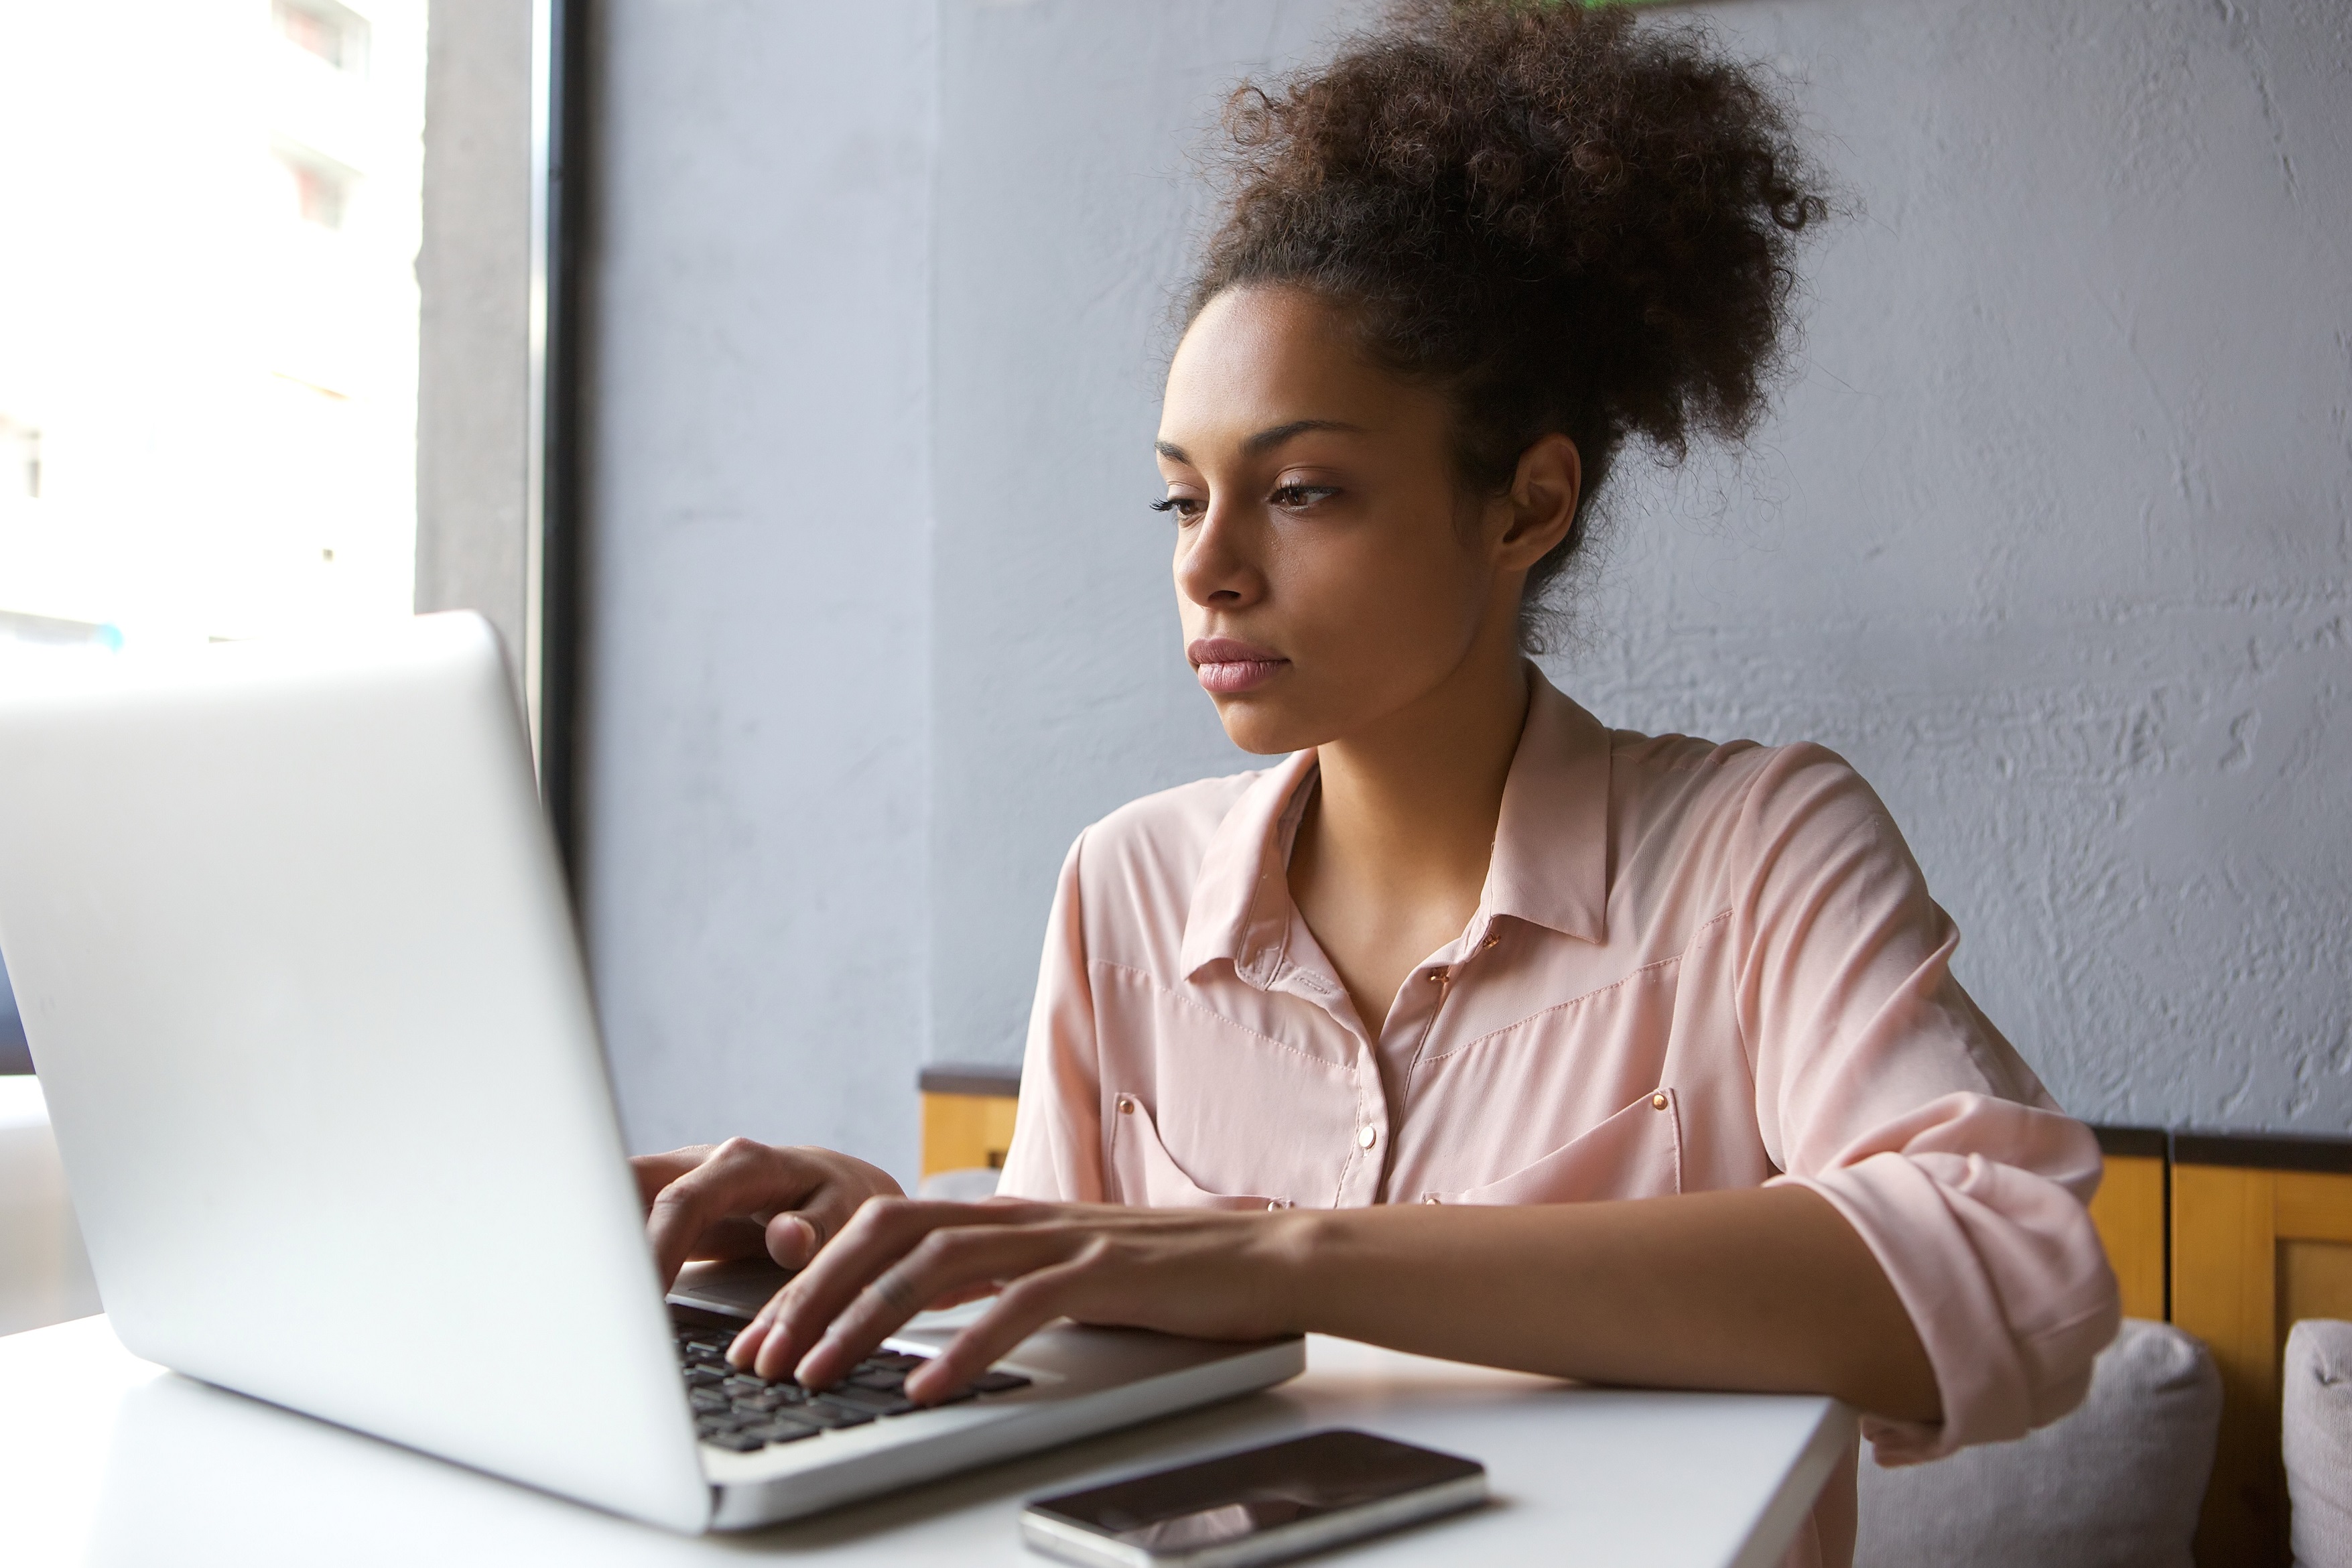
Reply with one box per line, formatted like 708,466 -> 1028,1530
1020,1429 -> 1487,1568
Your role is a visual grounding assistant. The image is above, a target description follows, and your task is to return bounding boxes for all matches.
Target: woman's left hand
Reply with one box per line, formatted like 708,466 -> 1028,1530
724,1197 -> 1307,1402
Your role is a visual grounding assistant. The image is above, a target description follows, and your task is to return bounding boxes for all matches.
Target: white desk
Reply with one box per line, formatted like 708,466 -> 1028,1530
0,1315 -> 1849,1568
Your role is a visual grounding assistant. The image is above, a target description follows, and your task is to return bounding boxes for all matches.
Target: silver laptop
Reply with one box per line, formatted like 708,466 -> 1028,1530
0,612 -> 1302,1533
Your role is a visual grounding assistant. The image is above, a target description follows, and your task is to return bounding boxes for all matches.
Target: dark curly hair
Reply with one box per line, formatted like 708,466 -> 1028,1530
1187,0 -> 1829,647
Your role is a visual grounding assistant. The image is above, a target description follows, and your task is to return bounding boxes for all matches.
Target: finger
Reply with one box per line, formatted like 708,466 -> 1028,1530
903,1257 -> 1095,1403
644,1138 -> 824,1287
726,1270 -> 1003,1374
726,1281 -> 795,1371
629,1147 -> 711,1210
784,1224 -> 1077,1387
687,1216 -> 777,1263
729,1197 -> 929,1374
740,1202 -> 1026,1380
738,1199 -> 1059,1375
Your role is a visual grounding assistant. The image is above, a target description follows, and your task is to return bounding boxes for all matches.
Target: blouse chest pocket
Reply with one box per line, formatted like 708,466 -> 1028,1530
1108,1093 -> 1297,1212
1418,1088 -> 1683,1205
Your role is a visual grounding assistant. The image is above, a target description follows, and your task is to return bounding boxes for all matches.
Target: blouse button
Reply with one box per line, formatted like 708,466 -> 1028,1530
1421,1193 -> 1442,1204
1481,935 -> 1499,950
1651,1092 -> 1669,1111
1117,1096 -> 1135,1114
1357,1124 -> 1378,1149
1426,968 -> 1448,984
1265,1199 -> 1293,1211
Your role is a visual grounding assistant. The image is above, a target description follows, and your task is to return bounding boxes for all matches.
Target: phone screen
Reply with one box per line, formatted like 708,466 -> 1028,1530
1028,1429 -> 1483,1556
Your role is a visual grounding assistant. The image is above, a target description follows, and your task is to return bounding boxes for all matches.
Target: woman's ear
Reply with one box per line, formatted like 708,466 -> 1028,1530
1496,433 -> 1581,569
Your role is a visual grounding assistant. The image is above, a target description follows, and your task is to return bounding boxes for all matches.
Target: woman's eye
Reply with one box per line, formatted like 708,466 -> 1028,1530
1150,496 -> 1205,521
1269,484 -> 1340,509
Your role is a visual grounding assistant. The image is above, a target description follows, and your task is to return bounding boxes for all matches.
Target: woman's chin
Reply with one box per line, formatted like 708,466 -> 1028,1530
1210,696 -> 1325,757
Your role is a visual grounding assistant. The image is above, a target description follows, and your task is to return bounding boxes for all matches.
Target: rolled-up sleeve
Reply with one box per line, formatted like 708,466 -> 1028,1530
996,830 -> 1107,1203
1732,745 -> 2121,1463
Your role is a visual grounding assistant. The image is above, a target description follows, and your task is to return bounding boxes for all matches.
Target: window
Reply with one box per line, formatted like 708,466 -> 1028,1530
273,0 -> 371,75
280,149 -> 356,230
0,1 -> 430,1063
0,1 -> 425,659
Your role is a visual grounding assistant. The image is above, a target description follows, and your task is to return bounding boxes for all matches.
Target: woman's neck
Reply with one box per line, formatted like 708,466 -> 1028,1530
1314,656 -> 1528,894
1288,641 -> 1532,1035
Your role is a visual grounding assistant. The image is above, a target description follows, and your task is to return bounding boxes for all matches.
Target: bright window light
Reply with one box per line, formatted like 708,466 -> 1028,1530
0,0 -> 426,667
273,0 -> 370,74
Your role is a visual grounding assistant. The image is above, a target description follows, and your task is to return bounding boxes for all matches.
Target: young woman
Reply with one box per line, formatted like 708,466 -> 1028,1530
633,6 -> 2118,1562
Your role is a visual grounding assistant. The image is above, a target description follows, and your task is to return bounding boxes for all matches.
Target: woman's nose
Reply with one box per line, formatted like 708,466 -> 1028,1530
1175,505 -> 1263,608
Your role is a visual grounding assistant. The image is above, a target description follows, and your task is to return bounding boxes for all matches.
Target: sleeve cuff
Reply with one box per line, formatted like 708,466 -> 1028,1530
1772,1149 -> 2119,1463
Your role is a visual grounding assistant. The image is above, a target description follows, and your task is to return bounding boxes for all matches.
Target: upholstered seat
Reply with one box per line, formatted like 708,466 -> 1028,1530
2286,1319 -> 2352,1568
1855,1319 -> 2219,1568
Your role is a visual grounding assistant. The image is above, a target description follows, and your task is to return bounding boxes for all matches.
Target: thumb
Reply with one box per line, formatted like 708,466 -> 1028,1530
765,1212 -> 822,1269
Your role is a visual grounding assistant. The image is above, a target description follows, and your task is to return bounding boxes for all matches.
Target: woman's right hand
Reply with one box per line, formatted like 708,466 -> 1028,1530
630,1138 -> 904,1289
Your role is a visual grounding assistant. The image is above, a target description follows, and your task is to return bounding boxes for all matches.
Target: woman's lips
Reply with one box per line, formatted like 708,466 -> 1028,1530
1188,637 -> 1289,696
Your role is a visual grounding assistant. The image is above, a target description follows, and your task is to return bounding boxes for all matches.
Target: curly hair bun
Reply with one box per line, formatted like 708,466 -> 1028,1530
1189,0 -> 1829,630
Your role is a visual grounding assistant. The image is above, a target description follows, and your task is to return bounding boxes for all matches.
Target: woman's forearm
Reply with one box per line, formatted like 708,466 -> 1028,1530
730,1183 -> 1941,1421
1274,1186 -> 1940,1422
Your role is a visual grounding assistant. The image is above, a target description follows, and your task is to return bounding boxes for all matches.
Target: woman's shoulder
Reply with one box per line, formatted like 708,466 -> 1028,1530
1072,764 -> 1285,876
1053,765 -> 1294,968
1601,723 -> 1896,850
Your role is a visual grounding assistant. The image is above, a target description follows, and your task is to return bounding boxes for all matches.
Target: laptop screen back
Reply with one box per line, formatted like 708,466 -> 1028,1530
0,614 -> 712,1531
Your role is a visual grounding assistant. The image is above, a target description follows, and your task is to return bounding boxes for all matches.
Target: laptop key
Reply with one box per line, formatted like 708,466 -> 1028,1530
734,1389 -> 803,1413
743,1421 -> 820,1446
823,1386 -> 917,1417
799,1398 -> 877,1429
689,1390 -> 728,1413
683,1366 -> 725,1386
972,1370 -> 1032,1394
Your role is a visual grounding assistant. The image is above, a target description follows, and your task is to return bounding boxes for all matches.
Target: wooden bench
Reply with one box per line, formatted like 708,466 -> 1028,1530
918,1064 -> 1021,1179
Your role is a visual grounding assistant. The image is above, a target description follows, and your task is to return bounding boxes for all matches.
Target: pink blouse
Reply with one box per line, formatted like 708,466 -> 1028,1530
996,671 -> 2119,1563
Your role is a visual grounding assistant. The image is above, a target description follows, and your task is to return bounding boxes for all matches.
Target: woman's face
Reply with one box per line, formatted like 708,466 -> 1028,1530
1155,285 -> 1573,756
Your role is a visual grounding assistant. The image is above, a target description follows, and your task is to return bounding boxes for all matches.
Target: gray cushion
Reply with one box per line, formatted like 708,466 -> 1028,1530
1855,1318 -> 2219,1568
2288,1319 -> 2352,1568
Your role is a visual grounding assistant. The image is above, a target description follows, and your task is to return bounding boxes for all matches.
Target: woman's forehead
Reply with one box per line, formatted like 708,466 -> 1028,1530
1161,287 -> 1440,458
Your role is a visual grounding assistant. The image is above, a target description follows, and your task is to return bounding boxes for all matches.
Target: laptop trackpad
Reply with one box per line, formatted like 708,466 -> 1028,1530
666,1256 -> 797,1319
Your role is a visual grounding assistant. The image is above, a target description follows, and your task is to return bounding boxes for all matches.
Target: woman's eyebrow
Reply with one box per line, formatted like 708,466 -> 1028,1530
1244,417 -> 1364,454
1154,418 -> 1367,466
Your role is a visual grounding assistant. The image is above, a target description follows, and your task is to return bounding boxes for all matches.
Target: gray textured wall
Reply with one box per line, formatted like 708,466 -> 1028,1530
1578,0 -> 2352,1131
580,0 -> 2351,1175
928,0 -> 1358,1084
575,1 -> 935,1172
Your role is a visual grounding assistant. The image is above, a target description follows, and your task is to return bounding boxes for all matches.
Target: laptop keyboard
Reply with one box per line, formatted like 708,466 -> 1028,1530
672,1319 -> 1031,1452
